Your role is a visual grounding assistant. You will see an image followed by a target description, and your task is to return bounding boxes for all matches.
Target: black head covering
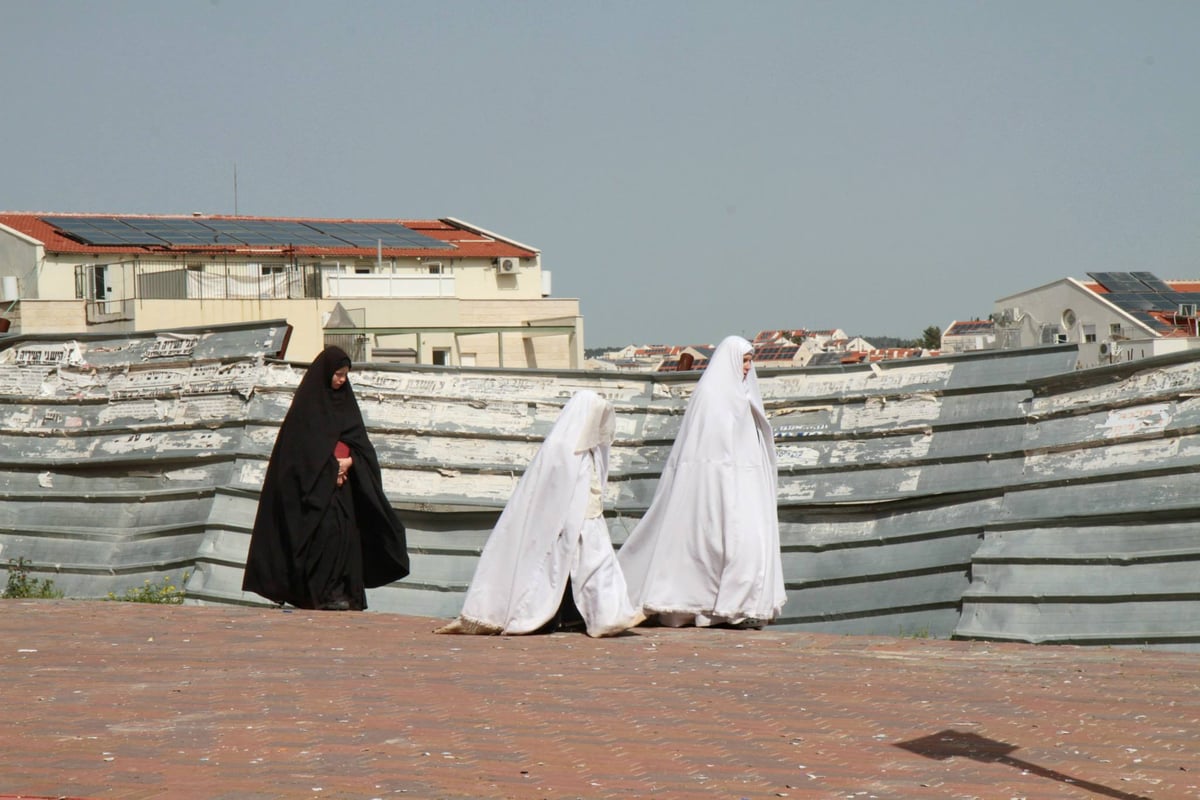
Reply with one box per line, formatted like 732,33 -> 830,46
243,346 -> 409,608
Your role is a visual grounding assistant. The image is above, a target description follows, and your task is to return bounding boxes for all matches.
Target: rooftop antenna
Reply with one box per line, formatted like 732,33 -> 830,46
233,163 -> 239,217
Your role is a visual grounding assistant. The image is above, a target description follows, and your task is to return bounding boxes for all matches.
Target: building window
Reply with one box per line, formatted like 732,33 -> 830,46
1109,323 -> 1124,337
427,263 -> 443,275
460,352 -> 476,367
92,264 -> 108,300
354,266 -> 371,275
1083,325 -> 1097,343
432,348 -> 450,366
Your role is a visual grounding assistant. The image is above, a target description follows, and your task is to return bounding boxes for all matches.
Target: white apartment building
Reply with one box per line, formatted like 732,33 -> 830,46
0,212 -> 583,367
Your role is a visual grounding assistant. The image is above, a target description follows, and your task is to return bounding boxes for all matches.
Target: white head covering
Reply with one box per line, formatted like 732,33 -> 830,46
443,390 -> 638,636
618,335 -> 785,623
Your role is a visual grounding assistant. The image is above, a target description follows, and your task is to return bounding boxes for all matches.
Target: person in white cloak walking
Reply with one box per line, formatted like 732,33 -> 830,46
436,390 -> 643,637
618,335 -> 786,629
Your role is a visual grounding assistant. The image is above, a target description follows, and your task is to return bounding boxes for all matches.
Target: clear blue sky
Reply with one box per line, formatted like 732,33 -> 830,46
4,1 -> 1198,347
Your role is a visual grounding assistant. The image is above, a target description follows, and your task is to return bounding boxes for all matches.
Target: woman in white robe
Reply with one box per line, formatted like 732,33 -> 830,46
437,390 -> 643,637
618,335 -> 786,628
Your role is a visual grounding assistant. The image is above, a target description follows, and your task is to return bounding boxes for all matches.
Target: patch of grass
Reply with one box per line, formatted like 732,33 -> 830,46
897,625 -> 931,639
3,557 -> 65,599
107,572 -> 189,604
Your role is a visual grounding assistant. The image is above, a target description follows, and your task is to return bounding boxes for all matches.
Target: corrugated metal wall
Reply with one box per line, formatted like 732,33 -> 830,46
1,324 -> 1196,648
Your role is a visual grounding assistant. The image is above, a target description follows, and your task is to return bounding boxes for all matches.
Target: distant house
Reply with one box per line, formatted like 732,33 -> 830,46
657,345 -> 714,372
0,212 -> 583,367
808,347 -> 924,367
994,271 -> 1200,368
748,328 -> 865,368
752,339 -> 802,369
868,347 -> 926,361
749,330 -> 804,369
753,329 -> 809,346
599,327 -> 909,373
601,344 -> 680,372
842,336 -> 875,353
941,319 -> 996,353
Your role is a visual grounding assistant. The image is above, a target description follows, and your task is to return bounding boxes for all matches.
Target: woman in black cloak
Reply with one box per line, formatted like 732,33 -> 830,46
243,346 -> 409,610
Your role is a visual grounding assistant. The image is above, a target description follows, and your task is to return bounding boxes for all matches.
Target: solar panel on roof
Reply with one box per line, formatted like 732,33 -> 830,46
134,219 -> 225,246
1088,272 -> 1147,292
1129,310 -> 1170,331
1142,293 -> 1177,311
328,222 -> 455,249
1131,272 -> 1174,293
1104,292 -> 1156,310
43,216 -> 159,245
203,220 -> 329,247
42,215 -> 457,251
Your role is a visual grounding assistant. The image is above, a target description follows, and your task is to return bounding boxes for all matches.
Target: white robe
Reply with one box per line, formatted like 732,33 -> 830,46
437,390 -> 642,637
618,336 -> 786,626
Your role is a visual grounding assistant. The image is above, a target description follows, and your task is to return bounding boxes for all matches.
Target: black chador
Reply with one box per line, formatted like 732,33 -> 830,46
243,347 -> 409,610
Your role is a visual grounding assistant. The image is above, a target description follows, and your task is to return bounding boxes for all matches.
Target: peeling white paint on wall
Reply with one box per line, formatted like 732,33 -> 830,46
1099,404 -> 1172,438
1025,434 -> 1184,477
896,468 -> 921,493
839,393 -> 942,430
381,467 -> 518,504
830,435 -> 933,466
778,481 -> 818,501
765,363 -> 955,400
1033,362 -> 1200,415
774,444 -> 822,469
162,468 -> 211,482
98,430 -> 232,454
98,400 -> 167,425
238,461 -> 266,489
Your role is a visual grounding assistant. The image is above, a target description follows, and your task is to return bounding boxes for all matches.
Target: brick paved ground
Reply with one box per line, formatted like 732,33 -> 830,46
1,600 -> 1196,799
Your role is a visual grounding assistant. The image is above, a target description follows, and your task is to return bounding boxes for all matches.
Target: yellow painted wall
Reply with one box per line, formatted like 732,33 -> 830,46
133,296 -> 583,367
12,300 -> 90,332
11,250 -> 578,366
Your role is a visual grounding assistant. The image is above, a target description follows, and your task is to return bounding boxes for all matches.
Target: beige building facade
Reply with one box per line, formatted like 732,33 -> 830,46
0,213 -> 583,367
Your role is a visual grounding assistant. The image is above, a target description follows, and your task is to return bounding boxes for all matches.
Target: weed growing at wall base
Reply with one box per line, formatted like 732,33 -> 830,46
3,557 -> 65,599
108,572 -> 189,604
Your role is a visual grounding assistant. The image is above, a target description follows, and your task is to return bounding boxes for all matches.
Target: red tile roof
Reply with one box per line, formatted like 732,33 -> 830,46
0,212 -> 537,260
868,348 -> 924,362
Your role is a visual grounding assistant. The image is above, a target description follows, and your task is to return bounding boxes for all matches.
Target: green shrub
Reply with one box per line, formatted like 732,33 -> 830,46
3,557 -> 65,599
107,572 -> 189,604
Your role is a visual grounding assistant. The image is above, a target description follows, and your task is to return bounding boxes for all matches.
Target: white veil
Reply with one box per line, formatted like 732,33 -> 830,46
440,390 -> 639,636
618,336 -> 785,624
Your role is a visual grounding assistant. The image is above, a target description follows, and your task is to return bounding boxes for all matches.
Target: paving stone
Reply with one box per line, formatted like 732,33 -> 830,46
1,600 -> 1197,799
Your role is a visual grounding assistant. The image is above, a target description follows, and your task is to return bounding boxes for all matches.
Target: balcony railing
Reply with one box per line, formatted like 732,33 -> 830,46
76,262 -> 459,319
324,272 -> 456,298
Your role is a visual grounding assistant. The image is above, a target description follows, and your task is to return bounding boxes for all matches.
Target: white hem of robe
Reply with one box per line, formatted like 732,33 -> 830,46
436,391 -> 642,638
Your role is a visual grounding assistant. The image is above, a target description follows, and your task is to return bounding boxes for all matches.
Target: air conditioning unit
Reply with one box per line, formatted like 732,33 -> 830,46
1099,342 -> 1111,356
496,258 -> 518,274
